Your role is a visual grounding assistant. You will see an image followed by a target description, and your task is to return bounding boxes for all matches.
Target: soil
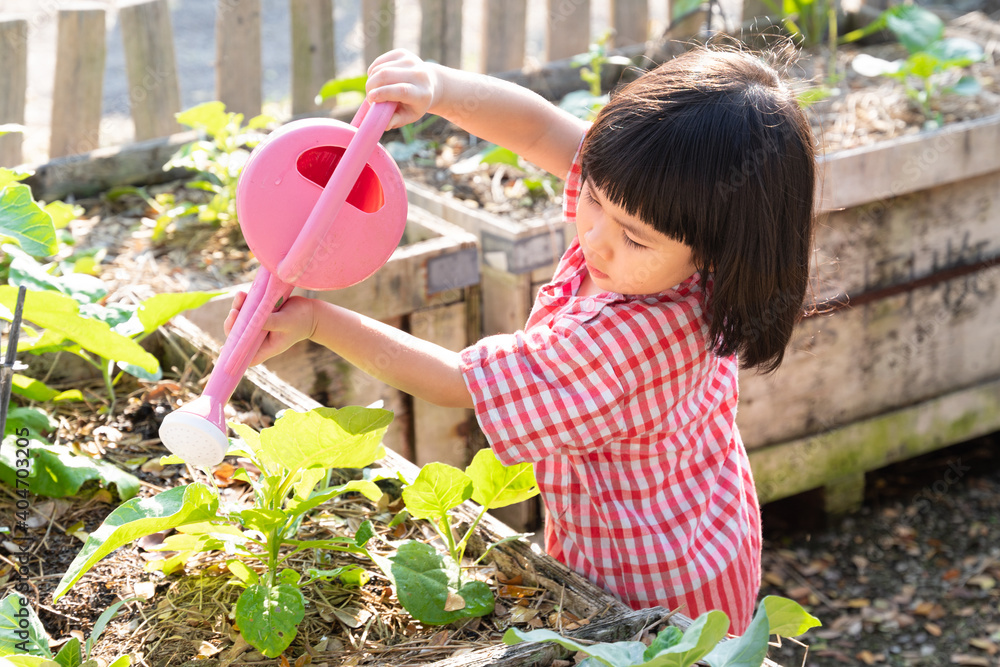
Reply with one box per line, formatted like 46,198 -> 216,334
760,432 -> 1000,667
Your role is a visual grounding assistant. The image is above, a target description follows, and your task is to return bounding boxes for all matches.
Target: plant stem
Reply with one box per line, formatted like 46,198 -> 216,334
102,359 -> 116,407
456,506 -> 490,566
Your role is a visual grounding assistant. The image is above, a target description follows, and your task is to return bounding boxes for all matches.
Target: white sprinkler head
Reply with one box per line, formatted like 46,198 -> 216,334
158,410 -> 229,468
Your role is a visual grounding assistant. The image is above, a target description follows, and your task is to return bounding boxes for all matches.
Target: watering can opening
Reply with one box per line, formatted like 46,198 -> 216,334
297,145 -> 386,214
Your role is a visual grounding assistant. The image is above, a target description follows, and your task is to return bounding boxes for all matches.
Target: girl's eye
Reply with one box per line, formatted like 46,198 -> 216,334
622,232 -> 645,250
583,187 -> 599,206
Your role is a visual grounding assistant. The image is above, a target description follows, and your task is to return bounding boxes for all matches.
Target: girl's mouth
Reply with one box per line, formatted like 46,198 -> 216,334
587,262 -> 609,280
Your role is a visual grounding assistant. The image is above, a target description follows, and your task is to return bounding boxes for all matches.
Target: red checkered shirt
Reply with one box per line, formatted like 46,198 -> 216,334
460,146 -> 762,633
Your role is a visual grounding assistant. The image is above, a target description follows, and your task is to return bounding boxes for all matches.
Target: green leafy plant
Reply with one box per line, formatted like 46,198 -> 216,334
504,595 -> 821,667
560,31 -> 631,121
1,168 -> 218,404
382,448 -> 539,625
0,406 -> 140,500
0,593 -> 131,666
315,74 -> 368,106
474,145 -> 561,201
161,102 -> 275,236
843,5 -> 984,127
757,0 -> 837,50
52,406 -> 392,659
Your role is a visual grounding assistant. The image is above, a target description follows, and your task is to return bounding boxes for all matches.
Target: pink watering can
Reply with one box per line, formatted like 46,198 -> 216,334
158,100 -> 407,466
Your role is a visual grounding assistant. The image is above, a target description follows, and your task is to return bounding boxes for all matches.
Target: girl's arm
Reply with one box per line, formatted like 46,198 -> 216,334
367,49 -> 587,178
225,294 -> 474,409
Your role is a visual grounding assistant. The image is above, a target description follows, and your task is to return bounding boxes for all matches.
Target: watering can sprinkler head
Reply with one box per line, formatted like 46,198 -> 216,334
158,100 -> 407,467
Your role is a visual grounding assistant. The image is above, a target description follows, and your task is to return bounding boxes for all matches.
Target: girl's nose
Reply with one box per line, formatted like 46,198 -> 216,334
585,216 -> 612,258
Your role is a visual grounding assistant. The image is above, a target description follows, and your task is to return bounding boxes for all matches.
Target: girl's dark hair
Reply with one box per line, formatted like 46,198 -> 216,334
581,47 -> 816,373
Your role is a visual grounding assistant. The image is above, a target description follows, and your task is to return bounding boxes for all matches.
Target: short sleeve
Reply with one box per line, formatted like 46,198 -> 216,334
459,323 -> 625,465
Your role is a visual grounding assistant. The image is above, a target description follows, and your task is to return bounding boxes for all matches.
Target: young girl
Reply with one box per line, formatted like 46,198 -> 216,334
226,47 -> 816,634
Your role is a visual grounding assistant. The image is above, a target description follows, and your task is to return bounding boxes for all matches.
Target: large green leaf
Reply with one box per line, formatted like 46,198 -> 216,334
402,463 -> 472,521
0,184 -> 57,257
2,407 -> 55,436
0,657 -> 60,667
260,407 -> 391,473
7,375 -> 82,403
465,449 -> 538,510
0,595 -> 50,658
134,291 -> 221,335
703,596 -> 820,667
234,583 -> 305,658
884,4 -> 943,54
315,75 -> 368,104
175,102 -> 231,138
759,596 -> 821,637
0,443 -> 140,500
642,611 -> 730,667
285,479 -> 383,520
0,287 -> 158,373
53,483 -> 219,601
390,541 -> 494,625
503,628 -> 647,666
52,638 -> 81,667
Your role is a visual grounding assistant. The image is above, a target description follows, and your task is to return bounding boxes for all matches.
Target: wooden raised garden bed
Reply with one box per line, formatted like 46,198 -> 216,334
740,113 -> 1000,512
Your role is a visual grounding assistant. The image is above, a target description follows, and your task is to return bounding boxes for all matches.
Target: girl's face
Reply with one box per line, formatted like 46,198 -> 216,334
577,178 -> 697,296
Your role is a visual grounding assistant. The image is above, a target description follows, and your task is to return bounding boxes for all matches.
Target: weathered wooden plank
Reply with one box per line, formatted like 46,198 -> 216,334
814,168 -> 1000,302
119,0 -> 182,140
818,113 -> 1000,212
611,0 -> 649,46
24,131 -> 197,201
360,0 -> 395,67
0,19 -> 28,167
50,5 -> 107,158
420,0 -> 463,70
482,0 -> 527,73
481,266 -> 534,336
545,0 -> 591,61
739,263 -> 1000,449
290,0 -> 336,115
750,375 -> 1000,505
216,0 -> 262,118
410,302 -> 472,468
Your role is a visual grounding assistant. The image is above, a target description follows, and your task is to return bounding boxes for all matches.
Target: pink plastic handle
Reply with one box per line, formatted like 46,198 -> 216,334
275,100 -> 397,285
221,268 -> 294,377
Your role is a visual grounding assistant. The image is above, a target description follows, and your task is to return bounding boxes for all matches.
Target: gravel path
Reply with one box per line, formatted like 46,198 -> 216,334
760,432 -> 1000,666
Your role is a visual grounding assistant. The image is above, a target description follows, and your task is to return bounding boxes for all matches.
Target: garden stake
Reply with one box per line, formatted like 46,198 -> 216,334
0,286 -> 27,440
159,101 -> 408,466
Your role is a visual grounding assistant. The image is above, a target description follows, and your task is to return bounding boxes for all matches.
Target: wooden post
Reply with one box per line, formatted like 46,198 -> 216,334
361,0 -> 395,68
50,5 -> 107,158
419,0 -> 463,70
0,19 -> 28,167
545,0 -> 591,61
482,0 -> 527,73
410,303 -> 471,468
610,0 -> 649,47
290,0 -> 336,115
119,0 -> 182,140
216,0 -> 262,118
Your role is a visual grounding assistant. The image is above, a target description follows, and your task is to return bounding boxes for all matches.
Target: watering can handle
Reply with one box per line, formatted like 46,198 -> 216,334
275,100 -> 398,285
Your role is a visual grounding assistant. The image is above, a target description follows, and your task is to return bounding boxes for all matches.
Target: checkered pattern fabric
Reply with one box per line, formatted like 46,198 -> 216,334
459,146 -> 762,634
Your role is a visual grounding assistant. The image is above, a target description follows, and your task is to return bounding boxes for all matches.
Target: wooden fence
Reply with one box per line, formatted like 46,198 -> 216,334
0,0 -> 694,168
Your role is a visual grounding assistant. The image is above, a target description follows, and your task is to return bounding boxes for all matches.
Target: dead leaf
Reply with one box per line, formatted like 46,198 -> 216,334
847,598 -> 871,608
428,630 -> 450,646
967,575 -> 996,591
856,649 -> 884,664
443,592 -> 466,612
943,568 -> 961,581
499,584 -> 537,598
509,606 -> 538,624
968,638 -> 999,655
133,581 -> 157,600
763,571 -> 785,586
950,655 -> 991,666
925,622 -> 943,637
331,605 -> 371,629
140,458 -> 164,474
197,641 -> 221,657
278,656 -> 290,667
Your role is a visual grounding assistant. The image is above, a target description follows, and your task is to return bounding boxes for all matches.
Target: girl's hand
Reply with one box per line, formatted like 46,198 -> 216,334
366,48 -> 440,130
223,293 -> 318,366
